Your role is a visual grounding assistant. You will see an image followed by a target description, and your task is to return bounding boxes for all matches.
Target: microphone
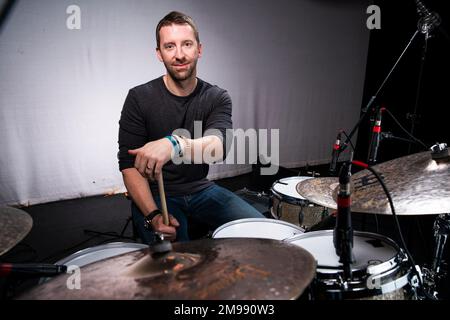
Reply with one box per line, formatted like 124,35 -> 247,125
367,107 -> 384,165
329,130 -> 342,175
333,153 -> 354,280
415,0 -> 441,36
0,263 -> 67,278
416,0 -> 431,17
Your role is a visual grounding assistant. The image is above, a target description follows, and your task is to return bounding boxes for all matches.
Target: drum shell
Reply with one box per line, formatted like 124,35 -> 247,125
271,177 -> 330,230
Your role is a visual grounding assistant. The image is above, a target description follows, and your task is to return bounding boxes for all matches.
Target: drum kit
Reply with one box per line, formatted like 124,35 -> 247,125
0,147 -> 448,300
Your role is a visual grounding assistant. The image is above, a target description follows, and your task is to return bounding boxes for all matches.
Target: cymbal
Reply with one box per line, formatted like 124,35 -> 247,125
19,238 -> 316,300
296,177 -> 338,210
0,206 -> 33,256
339,151 -> 450,215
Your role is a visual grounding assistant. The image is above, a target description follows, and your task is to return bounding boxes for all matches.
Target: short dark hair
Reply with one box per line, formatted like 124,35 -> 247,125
156,11 -> 200,49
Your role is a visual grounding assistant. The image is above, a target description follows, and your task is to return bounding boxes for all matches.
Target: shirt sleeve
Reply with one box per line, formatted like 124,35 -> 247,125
117,89 -> 148,171
203,90 -> 233,160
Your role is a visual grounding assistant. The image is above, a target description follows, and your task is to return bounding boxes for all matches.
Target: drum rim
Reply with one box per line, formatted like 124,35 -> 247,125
212,218 -> 305,238
55,242 -> 147,265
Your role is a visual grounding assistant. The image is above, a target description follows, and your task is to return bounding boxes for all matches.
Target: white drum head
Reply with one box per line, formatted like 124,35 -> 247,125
286,231 -> 398,273
272,176 -> 313,200
212,218 -> 304,240
56,242 -> 147,267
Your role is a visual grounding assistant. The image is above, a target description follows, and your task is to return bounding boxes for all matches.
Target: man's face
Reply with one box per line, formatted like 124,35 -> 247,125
157,24 -> 202,82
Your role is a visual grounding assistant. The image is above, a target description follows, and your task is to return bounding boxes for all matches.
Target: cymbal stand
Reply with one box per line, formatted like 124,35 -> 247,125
420,213 -> 450,299
432,214 -> 450,275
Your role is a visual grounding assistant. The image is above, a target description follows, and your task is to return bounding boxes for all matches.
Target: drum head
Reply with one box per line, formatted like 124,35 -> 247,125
272,176 -> 313,200
286,230 -> 399,273
212,218 -> 304,240
56,242 -> 148,267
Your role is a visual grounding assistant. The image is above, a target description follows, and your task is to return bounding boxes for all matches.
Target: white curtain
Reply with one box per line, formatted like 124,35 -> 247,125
0,0 -> 370,206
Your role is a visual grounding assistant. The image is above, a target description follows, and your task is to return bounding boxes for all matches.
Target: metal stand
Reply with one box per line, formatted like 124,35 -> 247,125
84,215 -> 139,242
432,214 -> 450,274
420,213 -> 450,299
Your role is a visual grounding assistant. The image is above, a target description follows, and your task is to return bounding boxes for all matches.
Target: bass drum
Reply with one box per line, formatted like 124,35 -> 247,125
286,230 -> 418,300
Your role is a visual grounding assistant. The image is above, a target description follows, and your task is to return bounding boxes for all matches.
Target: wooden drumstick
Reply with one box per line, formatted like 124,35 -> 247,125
157,172 -> 170,226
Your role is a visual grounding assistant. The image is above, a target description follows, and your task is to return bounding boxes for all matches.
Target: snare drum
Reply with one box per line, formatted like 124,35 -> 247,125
212,218 -> 304,240
271,177 -> 329,230
286,230 -> 416,300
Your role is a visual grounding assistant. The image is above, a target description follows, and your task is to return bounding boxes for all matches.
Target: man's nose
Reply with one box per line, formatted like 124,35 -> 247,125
174,46 -> 185,60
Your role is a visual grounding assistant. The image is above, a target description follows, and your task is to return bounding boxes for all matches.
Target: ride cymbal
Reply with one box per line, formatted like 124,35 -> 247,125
339,151 -> 450,215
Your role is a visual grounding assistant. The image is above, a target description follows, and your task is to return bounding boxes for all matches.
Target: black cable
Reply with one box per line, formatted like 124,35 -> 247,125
341,130 -> 356,153
383,108 -> 428,150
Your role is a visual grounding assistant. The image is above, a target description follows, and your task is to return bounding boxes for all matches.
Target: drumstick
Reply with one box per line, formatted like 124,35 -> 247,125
157,173 -> 170,226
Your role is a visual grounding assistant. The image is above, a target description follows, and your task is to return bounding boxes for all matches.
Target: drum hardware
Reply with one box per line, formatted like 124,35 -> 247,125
18,238 -> 316,300
419,213 -> 450,299
333,156 -> 355,280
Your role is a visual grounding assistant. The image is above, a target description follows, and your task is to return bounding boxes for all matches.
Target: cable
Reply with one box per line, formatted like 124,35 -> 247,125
383,108 -> 428,150
341,130 -> 356,152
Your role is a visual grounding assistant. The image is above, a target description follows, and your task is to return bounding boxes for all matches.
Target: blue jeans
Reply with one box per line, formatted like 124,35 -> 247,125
131,184 -> 265,244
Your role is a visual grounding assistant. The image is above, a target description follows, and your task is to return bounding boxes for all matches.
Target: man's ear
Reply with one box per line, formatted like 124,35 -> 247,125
156,48 -> 163,62
198,42 -> 203,58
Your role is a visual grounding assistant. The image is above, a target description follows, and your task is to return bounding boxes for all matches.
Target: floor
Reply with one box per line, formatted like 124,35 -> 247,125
1,164 -> 448,300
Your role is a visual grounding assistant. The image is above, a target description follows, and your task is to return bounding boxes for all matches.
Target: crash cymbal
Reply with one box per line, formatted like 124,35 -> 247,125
19,238 -> 316,300
339,151 -> 450,215
296,177 -> 338,210
0,206 -> 33,256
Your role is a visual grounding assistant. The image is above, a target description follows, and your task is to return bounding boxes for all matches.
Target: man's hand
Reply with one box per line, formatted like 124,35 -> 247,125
128,138 -> 173,180
151,214 -> 180,241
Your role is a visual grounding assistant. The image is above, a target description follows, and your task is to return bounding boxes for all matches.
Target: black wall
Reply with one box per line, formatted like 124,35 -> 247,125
356,0 -> 450,163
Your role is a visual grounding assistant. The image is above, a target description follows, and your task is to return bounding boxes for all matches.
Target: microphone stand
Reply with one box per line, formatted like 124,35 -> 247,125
338,1 -> 447,159
336,30 -> 420,163
408,1 -> 444,153
333,153 -> 355,281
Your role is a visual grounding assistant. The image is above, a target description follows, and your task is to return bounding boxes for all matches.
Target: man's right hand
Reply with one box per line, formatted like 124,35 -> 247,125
128,138 -> 173,181
151,214 -> 180,241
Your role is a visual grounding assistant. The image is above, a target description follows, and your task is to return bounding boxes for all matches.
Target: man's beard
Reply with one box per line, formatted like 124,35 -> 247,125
165,59 -> 198,82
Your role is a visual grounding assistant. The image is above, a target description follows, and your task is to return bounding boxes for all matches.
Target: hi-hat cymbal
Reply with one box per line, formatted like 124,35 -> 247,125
339,151 -> 450,215
296,177 -> 338,210
0,206 -> 33,256
18,238 -> 316,300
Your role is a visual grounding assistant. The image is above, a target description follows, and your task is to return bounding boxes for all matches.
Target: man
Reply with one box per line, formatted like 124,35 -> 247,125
118,11 -> 264,244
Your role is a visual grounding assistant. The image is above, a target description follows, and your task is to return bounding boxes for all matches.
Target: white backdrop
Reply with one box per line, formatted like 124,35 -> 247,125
0,0 -> 370,206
